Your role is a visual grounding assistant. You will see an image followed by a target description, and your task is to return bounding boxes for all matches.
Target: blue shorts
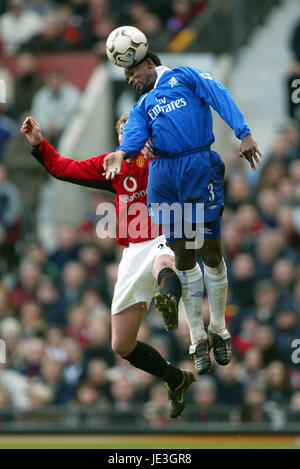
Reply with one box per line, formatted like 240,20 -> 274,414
147,149 -> 225,243
163,208 -> 223,243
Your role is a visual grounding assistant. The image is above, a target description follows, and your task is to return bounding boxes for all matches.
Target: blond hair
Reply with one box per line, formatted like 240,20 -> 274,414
115,112 -> 129,135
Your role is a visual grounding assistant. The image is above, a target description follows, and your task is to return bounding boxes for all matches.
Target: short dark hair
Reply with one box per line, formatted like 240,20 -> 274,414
140,50 -> 161,66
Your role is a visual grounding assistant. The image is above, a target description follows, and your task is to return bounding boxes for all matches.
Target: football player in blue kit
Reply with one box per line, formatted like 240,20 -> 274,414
103,51 -> 263,380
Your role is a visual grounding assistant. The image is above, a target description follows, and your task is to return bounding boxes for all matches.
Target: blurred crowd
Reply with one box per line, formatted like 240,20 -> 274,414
0,0 -> 209,56
0,1 -> 299,430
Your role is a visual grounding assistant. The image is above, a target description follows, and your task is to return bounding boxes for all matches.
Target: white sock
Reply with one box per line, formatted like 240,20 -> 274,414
203,258 -> 228,334
176,263 -> 206,344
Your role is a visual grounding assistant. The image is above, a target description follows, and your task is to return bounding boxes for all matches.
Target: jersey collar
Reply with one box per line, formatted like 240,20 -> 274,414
154,66 -> 171,88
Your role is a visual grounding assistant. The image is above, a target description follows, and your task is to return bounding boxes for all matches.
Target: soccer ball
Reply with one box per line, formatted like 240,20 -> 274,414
106,26 -> 148,68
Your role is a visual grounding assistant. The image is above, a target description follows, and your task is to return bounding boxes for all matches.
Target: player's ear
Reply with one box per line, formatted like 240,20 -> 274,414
145,58 -> 155,69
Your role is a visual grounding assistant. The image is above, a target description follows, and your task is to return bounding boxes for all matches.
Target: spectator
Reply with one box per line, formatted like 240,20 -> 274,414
23,240 -> 60,280
143,383 -> 170,427
0,106 -> 17,160
166,0 -> 191,37
257,189 -> 279,228
21,15 -> 70,53
134,13 -> 166,51
235,347 -> 266,387
191,377 -> 219,421
0,317 -> 22,366
110,375 -> 137,411
0,363 -> 29,409
45,326 -> 67,362
225,174 -> 251,210
40,357 -> 75,404
290,391 -> 300,415
49,224 -> 81,269
265,361 -> 292,404
65,304 -> 89,345
222,221 -> 242,260
258,161 -> 286,191
27,0 -> 55,17
230,316 -> 257,356
13,53 -> 43,117
63,337 -> 84,386
36,278 -> 66,326
0,385 -> 12,421
59,261 -> 86,312
215,359 -> 244,406
255,231 -> 283,280
84,358 -> 110,399
253,324 -> 287,366
0,164 -> 22,248
0,285 -> 14,320
78,243 -> 104,288
75,381 -> 106,407
84,317 -> 115,367
27,382 -> 53,408
32,69 -> 81,145
80,288 -> 109,318
230,253 -> 256,309
20,301 -> 46,338
11,261 -> 41,309
272,258 -> 296,305
235,384 -> 267,423
72,381 -> 110,427
274,308 -> 300,362
0,0 -> 42,55
18,337 -> 45,379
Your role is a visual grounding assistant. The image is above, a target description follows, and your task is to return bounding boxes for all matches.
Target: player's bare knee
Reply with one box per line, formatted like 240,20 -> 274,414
111,339 -> 136,358
155,254 -> 175,278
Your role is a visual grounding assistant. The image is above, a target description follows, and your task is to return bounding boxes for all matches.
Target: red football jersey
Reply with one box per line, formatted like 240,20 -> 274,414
31,139 -> 162,246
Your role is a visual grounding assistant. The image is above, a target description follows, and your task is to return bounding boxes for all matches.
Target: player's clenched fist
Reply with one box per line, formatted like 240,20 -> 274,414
21,117 -> 43,146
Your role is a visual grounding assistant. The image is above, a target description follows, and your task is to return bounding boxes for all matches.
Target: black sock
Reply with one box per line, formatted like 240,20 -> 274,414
157,268 -> 181,302
123,341 -> 183,389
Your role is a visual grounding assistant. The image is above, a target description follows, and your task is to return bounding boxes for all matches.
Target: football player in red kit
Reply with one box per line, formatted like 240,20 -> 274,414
21,114 -> 195,419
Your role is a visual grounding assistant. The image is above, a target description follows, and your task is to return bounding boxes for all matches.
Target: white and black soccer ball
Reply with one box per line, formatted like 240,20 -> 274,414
106,26 -> 148,68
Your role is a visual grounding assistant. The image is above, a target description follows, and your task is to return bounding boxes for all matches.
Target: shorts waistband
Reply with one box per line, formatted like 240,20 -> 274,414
155,146 -> 211,159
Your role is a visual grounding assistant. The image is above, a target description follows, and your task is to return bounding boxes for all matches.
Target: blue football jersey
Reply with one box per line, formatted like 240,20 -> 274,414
117,66 -> 251,158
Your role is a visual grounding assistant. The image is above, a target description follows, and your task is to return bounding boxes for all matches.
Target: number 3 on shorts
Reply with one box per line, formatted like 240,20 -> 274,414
208,183 -> 215,201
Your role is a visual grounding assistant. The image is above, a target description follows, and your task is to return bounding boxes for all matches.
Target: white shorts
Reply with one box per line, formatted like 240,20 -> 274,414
111,235 -> 174,315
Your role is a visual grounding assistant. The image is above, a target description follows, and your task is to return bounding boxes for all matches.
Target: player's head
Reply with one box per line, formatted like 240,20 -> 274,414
116,112 -> 129,145
124,50 -> 161,95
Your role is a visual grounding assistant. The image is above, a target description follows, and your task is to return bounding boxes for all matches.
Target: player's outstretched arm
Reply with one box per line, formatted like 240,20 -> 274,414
20,117 -> 115,191
21,116 -> 43,146
239,134 -> 263,171
103,150 -> 126,180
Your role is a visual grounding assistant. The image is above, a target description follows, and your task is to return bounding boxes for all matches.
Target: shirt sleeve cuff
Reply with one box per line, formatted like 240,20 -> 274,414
238,128 -> 251,140
116,145 -> 133,159
31,138 -> 45,152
